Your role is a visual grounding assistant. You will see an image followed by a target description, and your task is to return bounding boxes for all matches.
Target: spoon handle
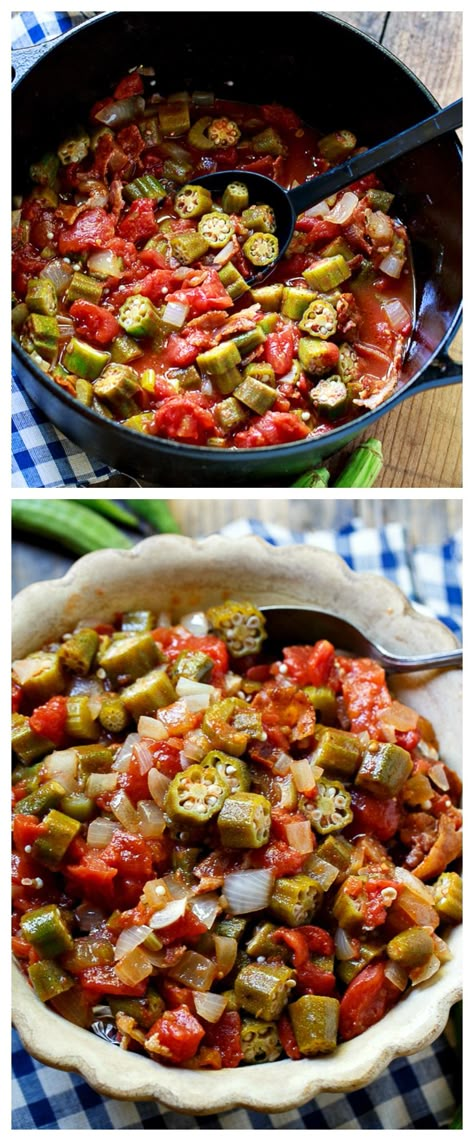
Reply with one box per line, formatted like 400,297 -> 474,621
288,99 -> 462,216
382,648 -> 463,674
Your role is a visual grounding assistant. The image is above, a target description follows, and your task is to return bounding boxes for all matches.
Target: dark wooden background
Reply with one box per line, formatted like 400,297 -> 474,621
333,11 -> 462,488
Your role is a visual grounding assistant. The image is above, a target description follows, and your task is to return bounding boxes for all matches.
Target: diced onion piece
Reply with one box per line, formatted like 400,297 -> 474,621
88,694 -> 103,720
190,893 -> 222,929
432,933 -> 453,963
327,191 -> 358,224
169,950 -> 216,991
163,873 -> 191,900
142,878 -> 170,909
276,775 -> 297,810
429,763 -> 450,792
283,819 -> 314,854
176,678 -> 218,711
181,729 -> 210,762
176,678 -> 217,699
109,789 -> 139,832
87,249 -> 123,279
273,752 -> 293,775
379,253 -> 404,279
86,772 -> 118,798
114,945 -> 153,985
194,992 -> 227,1023
380,700 -> 418,732
137,799 -> 166,838
114,924 -> 152,960
417,739 -> 439,762
95,95 -> 145,127
394,867 -> 436,904
308,858 -> 339,892
291,759 -> 316,794
213,238 -> 238,266
149,897 -> 187,929
278,360 -> 301,386
87,817 -> 117,848
334,926 -> 358,961
134,739 -> 157,773
224,869 -> 273,915
112,733 -> 140,771
366,210 -> 393,244
410,954 -> 441,986
43,749 -> 78,792
12,657 -> 46,684
383,298 -> 411,334
69,675 -> 104,698
180,610 -> 209,637
162,300 -> 189,329
157,699 -> 196,735
213,935 -> 238,978
147,767 -> 171,807
40,257 -> 74,294
137,715 -> 168,742
304,200 -> 330,218
384,960 -> 408,991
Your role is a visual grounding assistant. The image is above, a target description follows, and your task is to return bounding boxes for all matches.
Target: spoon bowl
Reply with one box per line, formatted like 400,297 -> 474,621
192,99 -> 462,286
260,605 -> 462,674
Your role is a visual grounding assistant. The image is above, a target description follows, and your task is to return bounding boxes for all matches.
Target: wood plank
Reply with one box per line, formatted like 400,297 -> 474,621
330,11 -> 462,488
332,12 -> 387,40
382,10 -> 462,105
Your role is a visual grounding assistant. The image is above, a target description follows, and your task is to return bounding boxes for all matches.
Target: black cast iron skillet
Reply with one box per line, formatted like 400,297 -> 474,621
12,11 -> 462,487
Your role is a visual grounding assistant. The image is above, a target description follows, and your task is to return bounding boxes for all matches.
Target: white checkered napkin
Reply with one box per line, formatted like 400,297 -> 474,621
11,1028 -> 459,1129
219,518 -> 462,640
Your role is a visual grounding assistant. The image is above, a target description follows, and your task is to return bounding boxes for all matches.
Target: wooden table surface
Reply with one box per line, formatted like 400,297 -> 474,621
12,497 -> 462,595
328,11 -> 462,489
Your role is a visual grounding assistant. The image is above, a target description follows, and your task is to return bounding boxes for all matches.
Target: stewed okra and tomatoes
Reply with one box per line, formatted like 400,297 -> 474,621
12,71 -> 413,449
12,600 -> 462,1068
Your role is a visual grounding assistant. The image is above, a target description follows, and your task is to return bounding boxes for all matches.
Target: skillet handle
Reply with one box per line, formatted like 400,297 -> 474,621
388,349 -> 461,408
12,39 -> 57,84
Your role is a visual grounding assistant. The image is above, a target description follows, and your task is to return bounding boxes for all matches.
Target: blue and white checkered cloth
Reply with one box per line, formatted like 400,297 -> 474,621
12,518 -> 462,1128
12,12 -> 116,487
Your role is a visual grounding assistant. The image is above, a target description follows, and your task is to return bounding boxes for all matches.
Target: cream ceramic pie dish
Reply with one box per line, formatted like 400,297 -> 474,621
12,535 -> 462,1113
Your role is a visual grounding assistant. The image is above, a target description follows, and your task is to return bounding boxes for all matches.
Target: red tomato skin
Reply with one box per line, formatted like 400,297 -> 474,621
339,961 -> 400,1041
58,208 -> 115,254
204,1011 -> 243,1068
234,410 -> 309,448
252,840 -> 305,877
69,300 -> 120,345
278,640 -> 335,688
277,1014 -> 301,1059
264,326 -> 298,376
12,682 -> 23,714
157,910 -> 208,946
338,656 -> 392,738
117,199 -> 158,244
29,695 -> 68,747
261,103 -> 301,130
81,964 -> 147,996
151,396 -> 216,445
147,1005 -> 205,1062
114,72 -> 144,98
349,790 -> 401,842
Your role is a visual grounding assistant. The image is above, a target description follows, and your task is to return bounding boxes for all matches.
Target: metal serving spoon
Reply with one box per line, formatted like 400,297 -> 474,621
193,99 -> 462,286
260,606 -> 462,674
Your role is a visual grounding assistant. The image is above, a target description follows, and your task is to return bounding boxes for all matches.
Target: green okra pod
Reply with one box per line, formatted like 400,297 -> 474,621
12,501 -> 132,555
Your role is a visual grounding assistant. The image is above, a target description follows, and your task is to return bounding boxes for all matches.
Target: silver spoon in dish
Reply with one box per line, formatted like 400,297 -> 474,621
260,606 -> 462,673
